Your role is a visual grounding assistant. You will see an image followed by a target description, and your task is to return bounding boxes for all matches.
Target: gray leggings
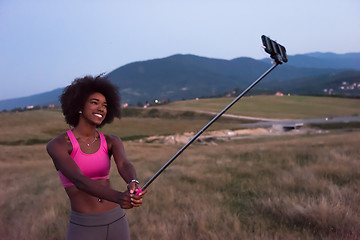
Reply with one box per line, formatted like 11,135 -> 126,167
66,206 -> 130,240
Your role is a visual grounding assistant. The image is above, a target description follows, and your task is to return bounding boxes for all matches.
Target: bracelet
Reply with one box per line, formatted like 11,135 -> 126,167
127,179 -> 139,186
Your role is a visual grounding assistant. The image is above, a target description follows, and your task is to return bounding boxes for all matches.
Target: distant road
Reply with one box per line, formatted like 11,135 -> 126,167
241,116 -> 360,127
197,111 -> 360,127
196,111 -> 289,122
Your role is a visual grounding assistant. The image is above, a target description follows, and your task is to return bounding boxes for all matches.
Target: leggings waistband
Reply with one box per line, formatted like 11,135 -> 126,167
69,206 -> 126,227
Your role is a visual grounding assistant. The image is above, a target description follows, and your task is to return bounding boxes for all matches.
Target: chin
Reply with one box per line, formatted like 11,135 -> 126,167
93,118 -> 105,126
95,121 -> 105,128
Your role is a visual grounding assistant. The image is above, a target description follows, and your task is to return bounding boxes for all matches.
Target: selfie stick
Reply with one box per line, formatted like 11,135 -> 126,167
136,35 -> 288,195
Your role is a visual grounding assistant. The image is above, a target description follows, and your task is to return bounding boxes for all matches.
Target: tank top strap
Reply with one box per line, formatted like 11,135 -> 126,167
66,130 -> 79,157
98,132 -> 108,153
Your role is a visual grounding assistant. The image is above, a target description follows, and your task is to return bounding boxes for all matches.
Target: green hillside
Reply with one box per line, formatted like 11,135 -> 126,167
1,53 -> 360,111
106,54 -> 344,104
156,95 -> 360,119
1,96 -> 359,145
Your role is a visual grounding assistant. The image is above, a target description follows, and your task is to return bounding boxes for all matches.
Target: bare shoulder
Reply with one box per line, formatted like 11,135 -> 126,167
104,134 -> 124,150
46,132 -> 70,154
104,134 -> 122,144
104,134 -> 127,163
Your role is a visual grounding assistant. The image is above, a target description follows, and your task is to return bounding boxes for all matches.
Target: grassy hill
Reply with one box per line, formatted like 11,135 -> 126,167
1,95 -> 360,239
1,52 -> 360,111
156,95 -> 360,119
106,54 -> 344,104
1,96 -> 359,145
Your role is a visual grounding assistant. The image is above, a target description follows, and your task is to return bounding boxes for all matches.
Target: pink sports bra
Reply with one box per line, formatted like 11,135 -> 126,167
58,130 -> 111,188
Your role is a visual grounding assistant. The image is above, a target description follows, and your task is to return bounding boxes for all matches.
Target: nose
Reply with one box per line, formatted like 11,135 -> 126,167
97,105 -> 106,111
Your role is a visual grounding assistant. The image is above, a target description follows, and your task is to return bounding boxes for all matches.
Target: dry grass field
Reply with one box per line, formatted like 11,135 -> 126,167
158,95 -> 360,119
0,96 -> 359,239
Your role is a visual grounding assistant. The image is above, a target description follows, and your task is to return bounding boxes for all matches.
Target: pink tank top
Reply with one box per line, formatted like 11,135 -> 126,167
58,130 -> 111,188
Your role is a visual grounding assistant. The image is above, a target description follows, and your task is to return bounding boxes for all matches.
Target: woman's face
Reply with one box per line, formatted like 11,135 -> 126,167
80,92 -> 107,126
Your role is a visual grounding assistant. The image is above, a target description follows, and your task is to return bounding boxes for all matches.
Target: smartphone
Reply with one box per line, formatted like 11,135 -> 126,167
261,35 -> 288,63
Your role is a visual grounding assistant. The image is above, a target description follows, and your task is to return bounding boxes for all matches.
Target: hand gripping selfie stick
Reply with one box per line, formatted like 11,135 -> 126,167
136,35 -> 288,195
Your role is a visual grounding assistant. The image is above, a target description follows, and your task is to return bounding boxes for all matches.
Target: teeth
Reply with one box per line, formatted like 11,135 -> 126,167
94,114 -> 103,118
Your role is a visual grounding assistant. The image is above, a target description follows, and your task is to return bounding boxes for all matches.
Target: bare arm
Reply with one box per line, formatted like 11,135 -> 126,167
108,135 -> 137,184
46,134 -> 133,208
107,135 -> 146,201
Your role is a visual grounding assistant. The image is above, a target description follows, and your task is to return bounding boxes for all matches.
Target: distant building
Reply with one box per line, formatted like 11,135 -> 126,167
122,103 -> 129,108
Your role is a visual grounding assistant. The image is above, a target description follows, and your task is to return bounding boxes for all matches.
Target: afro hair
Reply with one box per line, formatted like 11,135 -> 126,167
60,75 -> 121,127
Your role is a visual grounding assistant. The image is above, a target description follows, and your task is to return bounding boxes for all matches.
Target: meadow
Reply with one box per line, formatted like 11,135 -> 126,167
0,95 -> 359,239
158,95 -> 360,119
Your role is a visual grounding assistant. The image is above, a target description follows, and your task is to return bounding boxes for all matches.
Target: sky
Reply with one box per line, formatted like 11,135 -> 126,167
0,0 -> 359,101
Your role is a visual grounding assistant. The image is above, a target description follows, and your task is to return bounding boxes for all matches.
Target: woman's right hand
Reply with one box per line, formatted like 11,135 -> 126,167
118,189 -> 146,209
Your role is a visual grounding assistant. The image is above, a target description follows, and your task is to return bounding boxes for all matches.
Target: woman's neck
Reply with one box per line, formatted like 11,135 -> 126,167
73,124 -> 97,138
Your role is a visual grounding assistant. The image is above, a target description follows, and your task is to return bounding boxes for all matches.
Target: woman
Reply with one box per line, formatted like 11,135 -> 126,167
47,75 -> 146,240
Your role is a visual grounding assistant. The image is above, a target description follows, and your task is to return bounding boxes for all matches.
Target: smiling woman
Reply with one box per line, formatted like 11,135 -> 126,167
79,92 -> 108,127
60,76 -> 121,128
46,75 -> 147,240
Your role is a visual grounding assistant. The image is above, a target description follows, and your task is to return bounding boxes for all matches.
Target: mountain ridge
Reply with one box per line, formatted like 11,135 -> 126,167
1,52 -> 359,111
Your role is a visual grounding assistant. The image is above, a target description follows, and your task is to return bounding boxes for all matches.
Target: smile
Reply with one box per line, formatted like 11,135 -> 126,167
94,113 -> 103,118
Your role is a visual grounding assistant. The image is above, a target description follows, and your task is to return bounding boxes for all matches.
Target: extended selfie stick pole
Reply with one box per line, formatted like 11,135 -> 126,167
136,35 -> 288,195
